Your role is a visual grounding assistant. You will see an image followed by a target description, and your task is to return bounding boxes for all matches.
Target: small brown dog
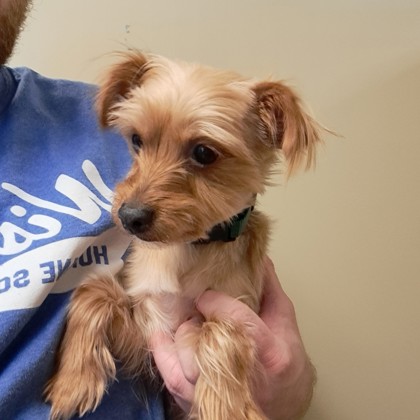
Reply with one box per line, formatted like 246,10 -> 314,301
45,51 -> 321,420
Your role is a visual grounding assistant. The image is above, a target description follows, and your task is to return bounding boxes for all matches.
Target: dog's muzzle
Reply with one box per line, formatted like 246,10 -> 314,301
118,203 -> 155,235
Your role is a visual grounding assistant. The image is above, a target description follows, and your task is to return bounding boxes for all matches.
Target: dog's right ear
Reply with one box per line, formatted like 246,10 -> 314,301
96,51 -> 149,127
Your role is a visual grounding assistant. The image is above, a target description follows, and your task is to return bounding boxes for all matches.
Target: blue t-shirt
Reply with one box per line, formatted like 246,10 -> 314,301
0,66 -> 165,420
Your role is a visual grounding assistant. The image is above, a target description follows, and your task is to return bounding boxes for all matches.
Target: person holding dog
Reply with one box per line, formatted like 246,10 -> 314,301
0,0 -> 315,419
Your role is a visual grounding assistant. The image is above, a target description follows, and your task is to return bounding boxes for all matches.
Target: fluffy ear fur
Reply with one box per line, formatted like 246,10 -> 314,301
96,51 -> 149,127
253,81 -> 322,174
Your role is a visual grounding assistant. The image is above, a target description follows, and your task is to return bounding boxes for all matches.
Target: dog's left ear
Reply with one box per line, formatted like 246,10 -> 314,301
96,51 -> 149,127
252,81 -> 322,174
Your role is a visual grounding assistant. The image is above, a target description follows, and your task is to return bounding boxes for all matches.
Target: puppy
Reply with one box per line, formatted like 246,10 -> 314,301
45,51 -> 321,420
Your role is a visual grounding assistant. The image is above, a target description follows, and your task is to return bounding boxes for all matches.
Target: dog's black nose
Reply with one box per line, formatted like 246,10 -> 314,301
118,203 -> 155,235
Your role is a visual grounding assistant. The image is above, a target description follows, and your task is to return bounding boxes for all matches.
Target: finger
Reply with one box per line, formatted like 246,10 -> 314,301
197,289 -> 262,325
196,290 -> 277,365
149,331 -> 195,411
259,256 -> 296,324
174,316 -> 202,385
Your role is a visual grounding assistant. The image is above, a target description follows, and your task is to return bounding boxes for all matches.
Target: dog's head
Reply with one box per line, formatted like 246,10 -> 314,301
97,51 -> 321,244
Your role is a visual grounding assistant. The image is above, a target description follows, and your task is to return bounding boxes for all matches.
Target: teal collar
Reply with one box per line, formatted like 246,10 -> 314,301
194,206 -> 254,244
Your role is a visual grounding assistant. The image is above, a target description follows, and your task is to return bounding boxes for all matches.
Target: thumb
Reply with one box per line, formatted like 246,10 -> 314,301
259,257 -> 297,331
149,331 -> 195,412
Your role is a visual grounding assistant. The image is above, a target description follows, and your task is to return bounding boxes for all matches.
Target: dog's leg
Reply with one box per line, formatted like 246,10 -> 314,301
44,275 -> 137,420
193,318 -> 267,420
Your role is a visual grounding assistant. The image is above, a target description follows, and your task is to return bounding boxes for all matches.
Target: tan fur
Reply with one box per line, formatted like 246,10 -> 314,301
45,51 -> 321,419
0,0 -> 32,65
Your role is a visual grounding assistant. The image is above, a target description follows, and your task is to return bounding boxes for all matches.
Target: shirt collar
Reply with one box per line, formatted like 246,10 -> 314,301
0,66 -> 17,116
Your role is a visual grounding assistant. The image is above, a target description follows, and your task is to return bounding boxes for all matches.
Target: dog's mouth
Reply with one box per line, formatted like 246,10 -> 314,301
116,202 -> 254,245
131,235 -> 170,248
131,227 -> 206,245
116,202 -> 202,244
128,231 -> 203,247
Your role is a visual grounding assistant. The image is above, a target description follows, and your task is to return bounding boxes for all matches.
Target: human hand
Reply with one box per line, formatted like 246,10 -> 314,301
150,257 -> 315,419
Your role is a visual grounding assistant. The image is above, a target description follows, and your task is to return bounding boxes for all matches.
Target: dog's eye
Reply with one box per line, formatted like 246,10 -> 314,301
192,144 -> 218,165
131,134 -> 143,152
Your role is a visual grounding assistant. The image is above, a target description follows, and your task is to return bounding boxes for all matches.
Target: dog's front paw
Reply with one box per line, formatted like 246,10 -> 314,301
44,365 -> 110,420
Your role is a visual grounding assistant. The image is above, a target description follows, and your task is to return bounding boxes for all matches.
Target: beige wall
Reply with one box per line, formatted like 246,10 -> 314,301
10,1 -> 420,419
